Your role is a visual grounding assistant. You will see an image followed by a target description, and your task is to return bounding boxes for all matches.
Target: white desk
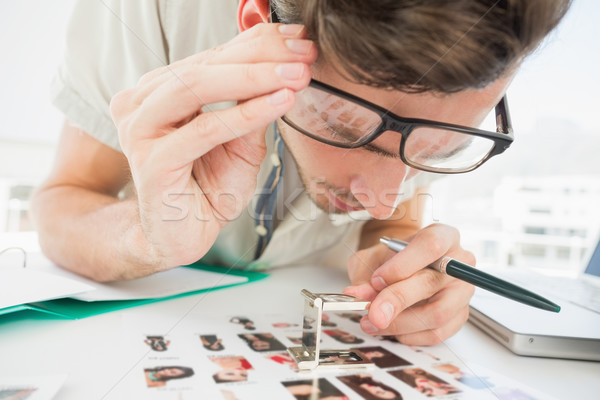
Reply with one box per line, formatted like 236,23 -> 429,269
1,261 -> 599,399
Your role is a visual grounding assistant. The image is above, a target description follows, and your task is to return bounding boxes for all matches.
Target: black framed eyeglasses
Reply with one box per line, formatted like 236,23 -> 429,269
280,79 -> 514,174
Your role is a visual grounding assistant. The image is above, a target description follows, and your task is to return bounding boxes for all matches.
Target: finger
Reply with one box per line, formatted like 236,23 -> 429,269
134,23 -> 315,98
347,244 -> 391,285
370,224 -> 473,291
366,268 -> 454,330
226,22 -> 308,46
204,34 -> 317,66
361,280 -> 474,336
154,88 -> 296,169
128,62 -> 312,135
392,305 -> 471,346
343,244 -> 393,301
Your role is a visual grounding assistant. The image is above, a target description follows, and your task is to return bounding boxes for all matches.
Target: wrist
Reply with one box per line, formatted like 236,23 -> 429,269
116,219 -> 165,280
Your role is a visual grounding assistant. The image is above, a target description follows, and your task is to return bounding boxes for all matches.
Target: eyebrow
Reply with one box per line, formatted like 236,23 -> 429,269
330,125 -> 401,159
362,142 -> 401,159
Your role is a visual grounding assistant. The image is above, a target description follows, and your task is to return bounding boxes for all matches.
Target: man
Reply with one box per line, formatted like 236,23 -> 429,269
31,0 -> 570,345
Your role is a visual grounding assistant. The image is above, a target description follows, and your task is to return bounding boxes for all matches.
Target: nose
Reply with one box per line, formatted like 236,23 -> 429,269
349,166 -> 410,219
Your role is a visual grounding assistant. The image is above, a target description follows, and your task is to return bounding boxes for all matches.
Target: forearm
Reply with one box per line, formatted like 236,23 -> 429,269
31,184 -> 159,282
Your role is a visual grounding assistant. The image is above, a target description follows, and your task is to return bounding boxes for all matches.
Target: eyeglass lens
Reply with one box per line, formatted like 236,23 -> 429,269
284,85 -> 497,172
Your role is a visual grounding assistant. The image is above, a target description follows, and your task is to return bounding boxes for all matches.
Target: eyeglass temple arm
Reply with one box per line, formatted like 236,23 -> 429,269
269,1 -> 280,23
496,95 -> 514,137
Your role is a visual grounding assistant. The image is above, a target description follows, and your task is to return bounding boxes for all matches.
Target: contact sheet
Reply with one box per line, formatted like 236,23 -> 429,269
126,311 -> 557,400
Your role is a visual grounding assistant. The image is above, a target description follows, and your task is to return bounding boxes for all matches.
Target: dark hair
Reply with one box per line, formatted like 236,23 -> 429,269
272,0 -> 571,93
238,333 -> 286,352
200,335 -> 225,351
212,369 -> 249,383
338,374 -> 403,400
144,366 -> 194,381
353,346 -> 411,368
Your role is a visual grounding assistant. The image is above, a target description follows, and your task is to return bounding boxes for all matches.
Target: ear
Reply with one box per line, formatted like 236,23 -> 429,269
237,0 -> 271,32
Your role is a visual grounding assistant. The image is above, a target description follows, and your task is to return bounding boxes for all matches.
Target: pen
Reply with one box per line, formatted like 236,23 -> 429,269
379,237 -> 561,313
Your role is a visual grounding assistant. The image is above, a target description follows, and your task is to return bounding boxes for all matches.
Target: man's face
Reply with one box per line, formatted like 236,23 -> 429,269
277,63 -> 513,219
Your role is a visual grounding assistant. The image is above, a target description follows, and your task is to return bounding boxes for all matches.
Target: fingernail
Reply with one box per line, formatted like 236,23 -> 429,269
371,276 -> 387,291
361,319 -> 379,335
268,89 -> 289,105
380,302 -> 395,326
285,39 -> 313,55
275,63 -> 304,80
278,24 -> 304,36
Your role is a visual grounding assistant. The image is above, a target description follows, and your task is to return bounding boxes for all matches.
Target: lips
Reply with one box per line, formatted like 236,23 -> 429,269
326,189 -> 364,212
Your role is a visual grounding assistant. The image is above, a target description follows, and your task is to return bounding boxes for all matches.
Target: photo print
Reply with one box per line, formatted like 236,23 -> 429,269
337,312 -> 363,323
144,335 -> 171,352
0,387 -> 37,400
238,333 -> 286,352
272,322 -> 299,328
433,363 -> 494,390
337,373 -> 403,400
287,336 -> 303,345
324,329 -> 365,345
210,355 -> 254,384
282,378 -> 348,400
229,316 -> 256,331
199,334 -> 225,352
388,367 -> 460,397
143,365 -> 195,389
265,352 -> 299,372
321,313 -> 337,327
351,346 -> 411,369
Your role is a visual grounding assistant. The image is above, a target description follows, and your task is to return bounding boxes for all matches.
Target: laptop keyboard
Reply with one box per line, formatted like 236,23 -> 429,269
537,277 -> 600,314
496,270 -> 600,314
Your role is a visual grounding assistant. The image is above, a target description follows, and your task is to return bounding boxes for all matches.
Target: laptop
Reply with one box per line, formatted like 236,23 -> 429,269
468,236 -> 600,361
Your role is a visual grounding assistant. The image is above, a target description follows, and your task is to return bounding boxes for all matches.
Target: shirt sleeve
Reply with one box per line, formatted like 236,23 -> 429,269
51,0 -> 169,151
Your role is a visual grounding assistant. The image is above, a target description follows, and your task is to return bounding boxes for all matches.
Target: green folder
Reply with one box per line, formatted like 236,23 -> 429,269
0,263 -> 267,320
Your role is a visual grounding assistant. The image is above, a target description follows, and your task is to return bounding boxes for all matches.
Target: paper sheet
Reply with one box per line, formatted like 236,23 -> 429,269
0,268 -> 94,310
71,266 -> 248,302
1,251 -> 248,309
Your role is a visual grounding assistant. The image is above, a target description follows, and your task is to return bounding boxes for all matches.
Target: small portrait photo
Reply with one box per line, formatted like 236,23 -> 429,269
287,336 -> 303,345
229,316 -> 256,330
432,363 -> 493,390
324,329 -> 365,345
143,365 -> 194,388
265,352 -> 299,372
376,336 -> 400,343
238,333 -> 286,352
199,334 -> 225,351
388,367 -> 460,397
321,313 -> 338,327
272,321 -> 299,328
210,355 -> 253,371
144,335 -> 171,352
351,346 -> 411,369
282,378 -> 349,400
0,387 -> 37,400
210,356 -> 253,385
337,312 -> 363,323
337,373 -> 403,400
